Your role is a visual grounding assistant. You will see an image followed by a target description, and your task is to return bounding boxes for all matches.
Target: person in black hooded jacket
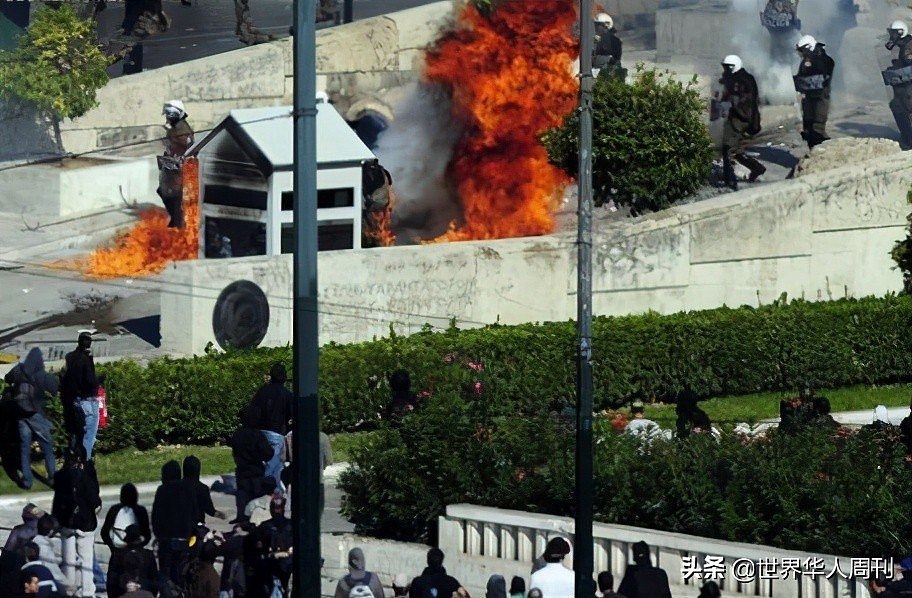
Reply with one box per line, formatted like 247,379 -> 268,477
616,541 -> 672,598
51,446 -> 101,598
151,460 -> 196,592
248,363 -> 294,491
5,348 -> 59,489
229,406 -> 275,524
408,548 -> 461,598
105,524 -> 158,598
101,483 -> 151,551
182,455 -> 226,525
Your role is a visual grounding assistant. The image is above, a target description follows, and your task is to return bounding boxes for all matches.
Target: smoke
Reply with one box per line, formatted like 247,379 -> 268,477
373,82 -> 463,243
728,0 -> 800,104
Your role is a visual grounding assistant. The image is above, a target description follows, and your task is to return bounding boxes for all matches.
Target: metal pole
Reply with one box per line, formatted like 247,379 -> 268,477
343,0 -> 354,23
292,0 -> 320,596
574,0 -> 595,596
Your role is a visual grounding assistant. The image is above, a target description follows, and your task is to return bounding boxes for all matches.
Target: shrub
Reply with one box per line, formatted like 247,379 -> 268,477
542,66 -> 714,214
341,389 -> 912,556
891,188 -> 912,293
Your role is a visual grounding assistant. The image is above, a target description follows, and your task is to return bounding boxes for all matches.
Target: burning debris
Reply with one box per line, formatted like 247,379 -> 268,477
79,158 -> 200,279
422,0 -> 580,241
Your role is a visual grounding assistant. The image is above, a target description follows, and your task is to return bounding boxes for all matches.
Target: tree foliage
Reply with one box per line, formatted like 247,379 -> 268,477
891,188 -> 912,293
0,5 -> 109,121
542,66 -> 713,214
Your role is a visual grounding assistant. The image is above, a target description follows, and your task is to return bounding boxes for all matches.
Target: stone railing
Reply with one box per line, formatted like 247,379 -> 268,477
438,504 -> 871,598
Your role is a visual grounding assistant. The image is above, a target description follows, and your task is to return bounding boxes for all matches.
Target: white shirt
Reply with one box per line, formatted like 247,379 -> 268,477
530,562 -> 575,598
624,418 -> 662,438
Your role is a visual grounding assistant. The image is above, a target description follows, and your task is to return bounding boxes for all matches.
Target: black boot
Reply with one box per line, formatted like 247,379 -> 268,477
721,151 -> 738,191
737,155 -> 766,183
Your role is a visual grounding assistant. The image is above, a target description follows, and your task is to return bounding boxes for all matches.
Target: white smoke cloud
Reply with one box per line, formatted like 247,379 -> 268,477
373,82 -> 463,243
728,0 -> 799,104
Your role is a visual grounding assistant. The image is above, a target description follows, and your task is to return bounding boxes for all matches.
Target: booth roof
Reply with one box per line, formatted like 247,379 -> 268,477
191,103 -> 376,176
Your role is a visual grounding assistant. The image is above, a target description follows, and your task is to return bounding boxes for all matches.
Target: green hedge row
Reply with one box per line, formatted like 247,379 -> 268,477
22,294 -> 912,453
339,392 -> 912,557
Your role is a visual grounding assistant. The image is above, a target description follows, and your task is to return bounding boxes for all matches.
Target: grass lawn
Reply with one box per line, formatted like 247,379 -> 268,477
640,383 -> 912,428
0,432 -> 367,496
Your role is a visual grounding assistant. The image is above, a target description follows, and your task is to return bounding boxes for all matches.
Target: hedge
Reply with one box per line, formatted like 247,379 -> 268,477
8,294 -> 912,454
339,390 -> 912,557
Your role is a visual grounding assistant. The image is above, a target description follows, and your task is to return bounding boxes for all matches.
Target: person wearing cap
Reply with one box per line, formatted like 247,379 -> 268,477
593,13 -> 623,80
529,537 -> 575,598
61,332 -> 100,460
794,34 -> 834,149
3,504 -> 45,553
408,548 -> 461,598
334,547 -> 384,598
716,54 -> 765,190
616,541 -> 672,598
158,99 -> 194,228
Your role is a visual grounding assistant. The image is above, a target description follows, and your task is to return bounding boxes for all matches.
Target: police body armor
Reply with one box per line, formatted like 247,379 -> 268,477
883,64 -> 912,87
760,6 -> 800,31
793,74 -> 827,93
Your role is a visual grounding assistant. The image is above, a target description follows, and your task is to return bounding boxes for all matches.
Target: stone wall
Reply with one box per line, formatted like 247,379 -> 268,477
158,149 -> 912,355
0,1 -> 455,158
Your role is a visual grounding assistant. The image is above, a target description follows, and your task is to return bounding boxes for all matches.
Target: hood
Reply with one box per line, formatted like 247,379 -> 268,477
486,574 -> 507,598
239,405 -> 258,429
270,362 -> 287,384
348,547 -> 366,574
183,455 -> 201,481
120,483 -> 138,507
22,503 -> 43,522
161,460 -> 181,483
20,348 -> 44,381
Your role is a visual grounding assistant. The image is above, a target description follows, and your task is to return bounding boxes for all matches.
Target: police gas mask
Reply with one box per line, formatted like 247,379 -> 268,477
163,106 -> 183,124
887,29 -> 902,50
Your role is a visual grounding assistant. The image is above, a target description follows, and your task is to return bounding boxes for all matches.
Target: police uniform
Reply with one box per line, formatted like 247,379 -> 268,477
157,116 -> 194,228
797,45 -> 835,148
720,68 -> 765,188
593,23 -> 623,80
889,36 -> 912,147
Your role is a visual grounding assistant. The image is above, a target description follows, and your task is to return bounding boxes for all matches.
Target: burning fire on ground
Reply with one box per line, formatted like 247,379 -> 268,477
79,159 -> 200,279
424,0 -> 580,241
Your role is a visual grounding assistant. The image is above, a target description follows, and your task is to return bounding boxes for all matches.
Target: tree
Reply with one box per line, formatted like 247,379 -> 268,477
541,66 -> 714,214
0,5 -> 109,150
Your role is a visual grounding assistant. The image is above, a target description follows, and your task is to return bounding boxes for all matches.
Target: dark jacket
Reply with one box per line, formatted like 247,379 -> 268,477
229,424 -> 274,480
3,518 -> 38,552
797,46 -> 835,97
593,23 -> 622,67
5,349 -> 59,414
21,561 -> 58,597
617,563 -> 673,598
900,412 -> 912,455
722,68 -> 761,134
183,455 -> 216,521
61,347 -> 98,401
408,565 -> 461,598
187,561 -> 220,598
108,545 -> 158,597
151,461 -> 197,540
52,460 -> 102,532
249,382 -> 294,435
100,483 -> 151,550
165,117 -> 194,157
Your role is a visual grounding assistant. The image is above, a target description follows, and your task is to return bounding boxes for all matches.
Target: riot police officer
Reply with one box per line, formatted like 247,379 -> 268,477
717,55 -> 766,190
157,100 -> 194,228
793,35 -> 834,149
593,13 -> 624,81
884,20 -> 912,148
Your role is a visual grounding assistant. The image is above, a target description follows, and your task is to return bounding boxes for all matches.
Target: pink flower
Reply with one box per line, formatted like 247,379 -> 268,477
474,381 -> 483,395
466,361 -> 484,372
418,389 -> 432,398
443,353 -> 457,364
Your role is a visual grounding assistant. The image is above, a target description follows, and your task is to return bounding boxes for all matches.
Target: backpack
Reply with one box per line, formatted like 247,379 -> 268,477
110,506 -> 138,548
339,573 -> 380,598
349,584 -> 375,598
12,380 -> 40,417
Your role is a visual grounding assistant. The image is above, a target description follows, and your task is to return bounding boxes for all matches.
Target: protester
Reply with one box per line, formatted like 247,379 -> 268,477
4,504 -> 44,552
182,455 -> 226,525
882,555 -> 912,596
616,541 -> 672,598
251,494 -> 293,597
119,576 -> 156,598
101,483 -> 151,552
61,332 -> 100,460
385,369 -> 419,426
151,460 -> 196,594
228,406 -> 275,524
531,537 -> 570,575
334,547 -> 384,598
216,522 -> 252,596
5,348 -> 59,489
597,571 -> 623,597
674,385 -> 706,439
31,515 -> 65,592
698,580 -> 722,598
20,542 -> 60,598
530,537 -> 575,598
486,575 -> 507,598
51,446 -> 101,598
106,525 -> 157,598
248,363 -> 294,491
509,576 -> 526,598
408,548 -> 461,598
624,402 -> 665,440
185,542 -> 220,598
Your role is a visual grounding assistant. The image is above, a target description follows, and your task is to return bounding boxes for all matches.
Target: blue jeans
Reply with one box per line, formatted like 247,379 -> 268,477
18,415 -> 56,488
261,430 -> 285,492
78,398 -> 99,460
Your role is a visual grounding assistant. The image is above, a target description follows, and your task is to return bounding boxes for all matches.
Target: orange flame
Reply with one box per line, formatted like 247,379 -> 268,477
424,0 -> 579,241
363,186 -> 398,247
82,159 -> 200,279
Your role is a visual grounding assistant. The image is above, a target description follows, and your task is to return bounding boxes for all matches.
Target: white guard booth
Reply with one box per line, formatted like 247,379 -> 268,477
190,101 -> 376,258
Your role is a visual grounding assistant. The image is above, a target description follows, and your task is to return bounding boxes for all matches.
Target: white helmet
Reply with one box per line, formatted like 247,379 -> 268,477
348,586 -> 374,598
891,20 -> 909,37
162,99 -> 185,120
595,13 -> 613,28
722,54 -> 743,73
796,34 -> 817,51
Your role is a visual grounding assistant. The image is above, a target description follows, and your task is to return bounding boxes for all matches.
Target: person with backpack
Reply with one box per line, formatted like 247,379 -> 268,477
4,348 -> 59,489
51,446 -> 101,598
101,483 -> 151,553
251,495 -> 293,597
334,548 -> 384,598
408,548 -> 461,598
106,525 -> 158,598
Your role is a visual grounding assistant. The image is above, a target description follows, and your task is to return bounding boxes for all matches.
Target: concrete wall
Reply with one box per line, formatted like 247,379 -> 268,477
0,1 -> 455,157
158,151 -> 912,355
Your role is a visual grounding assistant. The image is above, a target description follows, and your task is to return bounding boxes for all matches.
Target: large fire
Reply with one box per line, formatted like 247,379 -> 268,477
81,159 -> 200,279
424,0 -> 579,241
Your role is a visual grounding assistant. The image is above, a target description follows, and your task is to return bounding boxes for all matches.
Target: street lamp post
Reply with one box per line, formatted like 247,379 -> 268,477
574,0 -> 595,596
291,0 -> 321,596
